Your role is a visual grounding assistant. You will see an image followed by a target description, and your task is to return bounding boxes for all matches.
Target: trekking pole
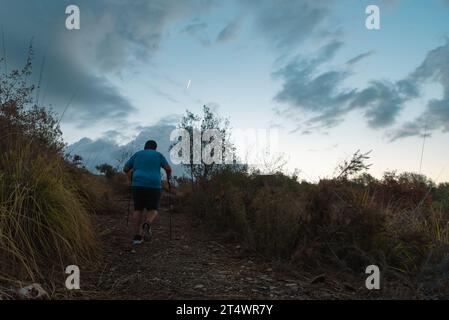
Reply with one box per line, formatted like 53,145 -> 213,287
126,184 -> 131,226
126,172 -> 133,227
168,178 -> 172,241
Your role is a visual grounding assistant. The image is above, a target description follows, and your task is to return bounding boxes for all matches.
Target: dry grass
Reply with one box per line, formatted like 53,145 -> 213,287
0,143 -> 98,296
0,51 -> 122,298
183,169 -> 449,296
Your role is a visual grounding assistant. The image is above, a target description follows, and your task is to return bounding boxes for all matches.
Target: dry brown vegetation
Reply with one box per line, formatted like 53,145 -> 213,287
182,169 -> 449,297
0,51 -> 115,298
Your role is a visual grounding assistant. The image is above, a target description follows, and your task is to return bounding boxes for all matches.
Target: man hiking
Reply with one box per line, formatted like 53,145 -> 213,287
123,140 -> 172,245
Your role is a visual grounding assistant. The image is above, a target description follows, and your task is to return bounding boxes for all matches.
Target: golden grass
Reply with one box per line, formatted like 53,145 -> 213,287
0,143 -> 97,296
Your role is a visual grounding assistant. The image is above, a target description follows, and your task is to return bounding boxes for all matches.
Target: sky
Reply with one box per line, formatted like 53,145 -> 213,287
1,0 -> 449,182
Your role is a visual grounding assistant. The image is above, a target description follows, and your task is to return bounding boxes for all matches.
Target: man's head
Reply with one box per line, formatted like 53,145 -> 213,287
144,140 -> 158,150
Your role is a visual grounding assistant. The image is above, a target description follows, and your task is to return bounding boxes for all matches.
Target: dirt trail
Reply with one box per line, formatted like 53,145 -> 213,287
80,201 -> 359,300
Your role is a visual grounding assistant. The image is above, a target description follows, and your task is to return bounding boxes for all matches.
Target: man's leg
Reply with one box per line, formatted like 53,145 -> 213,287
142,189 -> 161,241
131,210 -> 144,237
142,210 -> 158,241
145,210 -> 159,224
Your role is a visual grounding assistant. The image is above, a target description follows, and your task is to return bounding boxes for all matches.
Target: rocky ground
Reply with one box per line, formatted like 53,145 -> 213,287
76,201 -> 378,300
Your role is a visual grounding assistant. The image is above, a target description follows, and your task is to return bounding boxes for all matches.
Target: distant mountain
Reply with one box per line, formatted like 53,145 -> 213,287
66,123 -> 184,177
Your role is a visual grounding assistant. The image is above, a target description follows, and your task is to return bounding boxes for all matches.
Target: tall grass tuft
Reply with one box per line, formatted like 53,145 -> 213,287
0,48 -> 98,297
0,143 -> 97,288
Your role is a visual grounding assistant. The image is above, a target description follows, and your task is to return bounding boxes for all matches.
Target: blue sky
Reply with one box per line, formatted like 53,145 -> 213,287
1,0 -> 449,181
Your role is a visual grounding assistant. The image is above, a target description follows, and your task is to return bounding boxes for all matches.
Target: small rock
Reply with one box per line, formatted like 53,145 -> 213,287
16,283 -> 48,300
194,284 -> 205,289
310,274 -> 326,284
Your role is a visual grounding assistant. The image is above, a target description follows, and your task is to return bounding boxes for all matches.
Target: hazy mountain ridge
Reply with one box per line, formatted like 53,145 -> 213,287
66,122 -> 184,177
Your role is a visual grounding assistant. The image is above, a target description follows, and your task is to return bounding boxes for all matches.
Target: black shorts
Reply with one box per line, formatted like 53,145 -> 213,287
132,187 -> 161,211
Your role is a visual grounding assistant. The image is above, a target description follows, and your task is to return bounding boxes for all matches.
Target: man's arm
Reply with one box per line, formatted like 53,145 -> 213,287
124,153 -> 136,183
123,165 -> 131,174
123,165 -> 133,182
160,153 -> 172,180
163,164 -> 172,180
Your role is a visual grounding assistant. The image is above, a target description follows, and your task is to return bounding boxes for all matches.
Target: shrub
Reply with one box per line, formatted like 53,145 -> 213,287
184,168 -> 449,288
96,163 -> 118,179
434,183 -> 449,215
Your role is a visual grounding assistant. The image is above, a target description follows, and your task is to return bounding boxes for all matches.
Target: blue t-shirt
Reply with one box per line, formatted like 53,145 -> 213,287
125,150 -> 169,189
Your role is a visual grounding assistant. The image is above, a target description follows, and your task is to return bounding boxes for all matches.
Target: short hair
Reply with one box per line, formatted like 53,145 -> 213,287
144,140 -> 157,150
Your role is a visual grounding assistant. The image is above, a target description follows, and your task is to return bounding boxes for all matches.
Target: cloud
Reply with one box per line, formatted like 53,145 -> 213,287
44,53 -> 136,125
148,85 -> 180,104
389,40 -> 449,140
181,21 -> 211,46
238,1 -> 446,141
216,18 -> 242,43
78,0 -> 214,71
0,0 -> 212,127
182,22 -> 208,34
273,41 -> 357,130
273,39 -> 449,138
101,129 -> 131,144
242,0 -> 330,50
346,50 -> 375,66
350,80 -> 416,129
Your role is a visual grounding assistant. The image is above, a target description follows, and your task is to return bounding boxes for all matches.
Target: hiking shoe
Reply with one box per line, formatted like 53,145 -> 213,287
132,235 -> 143,245
142,222 -> 152,242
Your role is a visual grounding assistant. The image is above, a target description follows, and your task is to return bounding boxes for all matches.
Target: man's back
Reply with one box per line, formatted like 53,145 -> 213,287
125,149 -> 168,189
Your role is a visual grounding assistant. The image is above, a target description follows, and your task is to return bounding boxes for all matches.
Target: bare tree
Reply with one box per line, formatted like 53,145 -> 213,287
336,149 -> 372,180
171,105 -> 240,189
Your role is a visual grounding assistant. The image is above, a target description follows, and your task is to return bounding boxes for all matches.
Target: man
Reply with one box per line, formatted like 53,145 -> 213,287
123,140 -> 172,245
